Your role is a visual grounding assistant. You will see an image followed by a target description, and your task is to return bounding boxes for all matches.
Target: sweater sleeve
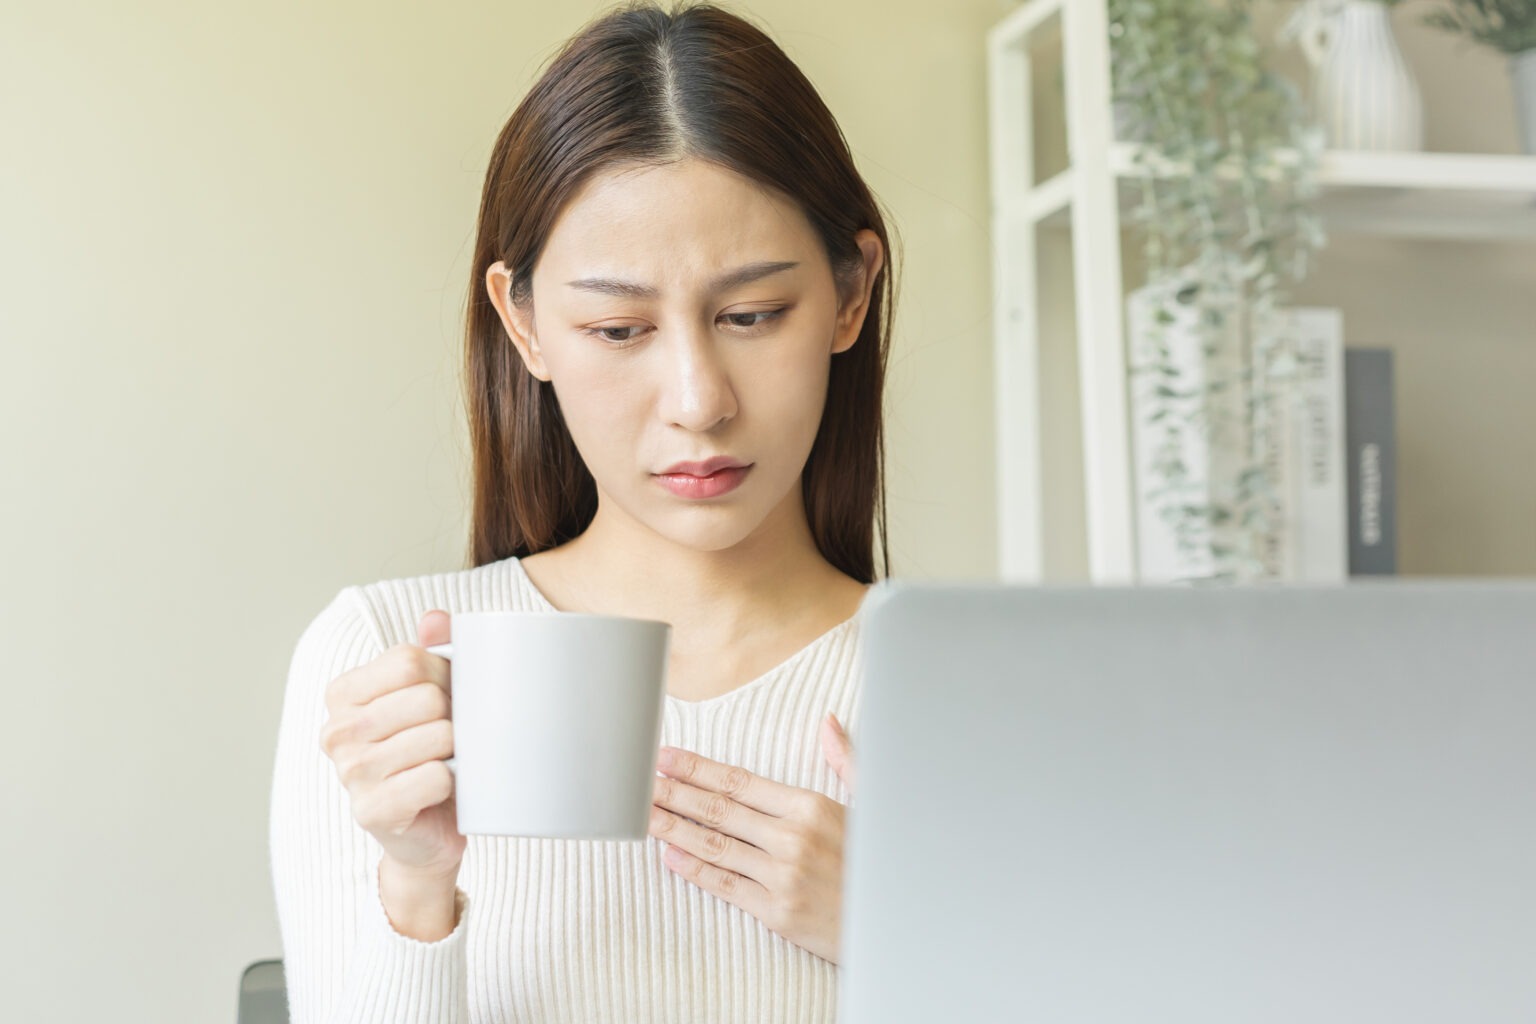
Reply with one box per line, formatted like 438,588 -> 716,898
269,585 -> 472,1024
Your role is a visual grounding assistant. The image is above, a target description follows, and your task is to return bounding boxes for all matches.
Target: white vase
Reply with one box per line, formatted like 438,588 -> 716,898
1514,50 -> 1536,156
1284,0 -> 1424,152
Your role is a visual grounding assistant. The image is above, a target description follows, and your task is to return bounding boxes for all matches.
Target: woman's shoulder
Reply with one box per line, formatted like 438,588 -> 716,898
333,555 -> 541,649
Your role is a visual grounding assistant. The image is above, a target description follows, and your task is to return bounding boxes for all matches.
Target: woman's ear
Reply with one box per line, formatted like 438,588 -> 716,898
831,229 -> 884,356
485,261 -> 550,381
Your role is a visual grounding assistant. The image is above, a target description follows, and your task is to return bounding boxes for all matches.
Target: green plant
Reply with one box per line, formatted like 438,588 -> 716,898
1424,0 -> 1536,54
1109,0 -> 1328,583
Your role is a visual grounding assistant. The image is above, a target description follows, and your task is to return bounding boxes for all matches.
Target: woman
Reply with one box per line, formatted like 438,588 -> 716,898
270,2 -> 896,1021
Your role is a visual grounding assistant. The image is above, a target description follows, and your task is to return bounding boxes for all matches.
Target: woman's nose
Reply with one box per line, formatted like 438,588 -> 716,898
658,325 -> 738,432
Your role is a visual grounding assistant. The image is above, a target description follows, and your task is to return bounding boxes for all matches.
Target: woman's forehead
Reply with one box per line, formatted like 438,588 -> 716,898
537,158 -> 821,277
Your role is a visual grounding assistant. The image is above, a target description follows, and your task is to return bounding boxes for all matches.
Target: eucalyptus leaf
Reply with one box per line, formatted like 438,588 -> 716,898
1111,0 -> 1325,582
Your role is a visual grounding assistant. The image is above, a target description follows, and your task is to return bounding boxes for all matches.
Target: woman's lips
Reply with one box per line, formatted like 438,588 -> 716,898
653,464 -> 752,499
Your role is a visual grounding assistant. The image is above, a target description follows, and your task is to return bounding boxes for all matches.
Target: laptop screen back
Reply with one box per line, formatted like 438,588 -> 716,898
840,580 -> 1536,1024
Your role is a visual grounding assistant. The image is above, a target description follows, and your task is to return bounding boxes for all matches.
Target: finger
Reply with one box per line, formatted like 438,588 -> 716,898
417,609 -> 451,650
354,681 -> 451,744
648,804 -> 775,882
356,759 -> 456,836
339,644 -> 450,706
659,839 -> 772,920
820,714 -> 857,793
321,681 -> 448,757
651,774 -> 782,854
655,747 -> 799,817
367,718 -> 456,786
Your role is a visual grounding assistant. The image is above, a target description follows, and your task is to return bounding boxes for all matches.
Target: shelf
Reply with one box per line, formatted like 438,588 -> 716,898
988,0 -> 1535,584
1010,145 -> 1536,242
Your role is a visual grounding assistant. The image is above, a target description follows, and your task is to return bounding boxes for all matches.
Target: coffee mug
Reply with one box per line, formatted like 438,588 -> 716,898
424,611 -> 671,839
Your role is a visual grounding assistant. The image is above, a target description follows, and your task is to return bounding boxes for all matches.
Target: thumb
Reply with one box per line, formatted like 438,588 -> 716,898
417,609 -> 452,650
820,712 -> 857,796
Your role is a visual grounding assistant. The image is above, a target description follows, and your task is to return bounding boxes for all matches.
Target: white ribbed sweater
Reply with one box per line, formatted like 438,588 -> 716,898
269,555 -> 866,1024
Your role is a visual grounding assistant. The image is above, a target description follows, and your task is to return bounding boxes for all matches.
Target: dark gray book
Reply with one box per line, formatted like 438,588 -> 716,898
1344,348 -> 1397,575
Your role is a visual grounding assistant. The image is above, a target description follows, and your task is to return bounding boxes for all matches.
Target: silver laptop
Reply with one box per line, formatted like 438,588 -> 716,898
839,579 -> 1536,1024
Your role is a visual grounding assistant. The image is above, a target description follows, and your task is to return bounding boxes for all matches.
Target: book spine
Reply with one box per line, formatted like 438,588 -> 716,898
1255,309 -> 1300,582
1293,309 -> 1348,582
1259,369 -> 1299,581
1344,348 -> 1398,575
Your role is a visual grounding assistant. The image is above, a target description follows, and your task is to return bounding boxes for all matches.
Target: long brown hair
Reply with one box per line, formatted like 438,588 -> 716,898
462,0 -> 897,583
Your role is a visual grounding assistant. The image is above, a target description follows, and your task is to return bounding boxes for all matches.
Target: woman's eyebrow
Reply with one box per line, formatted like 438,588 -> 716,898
563,260 -> 799,299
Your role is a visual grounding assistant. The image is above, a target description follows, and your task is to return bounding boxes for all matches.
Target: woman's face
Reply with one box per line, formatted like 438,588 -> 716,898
486,157 -> 882,554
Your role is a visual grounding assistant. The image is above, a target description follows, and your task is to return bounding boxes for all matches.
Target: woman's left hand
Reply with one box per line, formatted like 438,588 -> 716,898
648,712 -> 857,965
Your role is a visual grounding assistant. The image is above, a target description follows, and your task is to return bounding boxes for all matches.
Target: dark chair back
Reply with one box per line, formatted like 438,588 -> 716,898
238,959 -> 288,1024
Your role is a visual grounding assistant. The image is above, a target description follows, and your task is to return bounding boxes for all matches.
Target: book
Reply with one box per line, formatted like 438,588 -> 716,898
1344,348 -> 1398,575
1287,308 -> 1348,582
1256,338 -> 1299,582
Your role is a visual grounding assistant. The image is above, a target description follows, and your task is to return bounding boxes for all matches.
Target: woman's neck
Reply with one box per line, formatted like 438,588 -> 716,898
518,491 -> 865,650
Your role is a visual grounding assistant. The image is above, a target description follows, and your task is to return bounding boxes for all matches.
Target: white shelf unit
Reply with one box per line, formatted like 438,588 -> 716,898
987,0 -> 1536,585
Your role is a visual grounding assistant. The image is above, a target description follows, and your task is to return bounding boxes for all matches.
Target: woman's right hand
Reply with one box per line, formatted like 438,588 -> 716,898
320,609 -> 466,881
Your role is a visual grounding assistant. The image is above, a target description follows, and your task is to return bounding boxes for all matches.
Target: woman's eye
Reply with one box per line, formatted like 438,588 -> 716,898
720,309 -> 785,331
584,325 -> 646,344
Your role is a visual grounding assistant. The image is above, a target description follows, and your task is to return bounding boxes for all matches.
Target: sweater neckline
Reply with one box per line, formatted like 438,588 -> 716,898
508,555 -> 864,709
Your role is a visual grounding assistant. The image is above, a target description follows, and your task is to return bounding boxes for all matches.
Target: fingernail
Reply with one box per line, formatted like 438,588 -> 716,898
656,747 -> 674,769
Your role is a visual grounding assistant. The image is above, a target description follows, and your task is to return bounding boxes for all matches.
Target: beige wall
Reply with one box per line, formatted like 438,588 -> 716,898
1,1 -> 1007,1020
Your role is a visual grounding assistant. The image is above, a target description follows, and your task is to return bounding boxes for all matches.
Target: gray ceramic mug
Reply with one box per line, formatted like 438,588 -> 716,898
425,611 -> 670,839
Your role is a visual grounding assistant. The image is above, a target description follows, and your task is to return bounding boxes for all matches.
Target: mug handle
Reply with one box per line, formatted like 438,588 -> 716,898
424,642 -> 457,776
